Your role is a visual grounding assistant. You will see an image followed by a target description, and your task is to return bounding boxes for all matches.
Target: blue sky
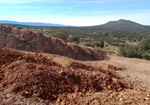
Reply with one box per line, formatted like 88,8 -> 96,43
0,0 -> 150,26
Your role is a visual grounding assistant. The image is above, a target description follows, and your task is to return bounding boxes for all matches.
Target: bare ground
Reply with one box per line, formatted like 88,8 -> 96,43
1,47 -> 150,104
89,54 -> 150,91
0,47 -> 130,105
57,55 -> 150,105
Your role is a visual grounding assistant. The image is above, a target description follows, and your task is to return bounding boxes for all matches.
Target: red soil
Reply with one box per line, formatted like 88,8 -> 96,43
0,24 -> 106,61
0,47 -> 128,102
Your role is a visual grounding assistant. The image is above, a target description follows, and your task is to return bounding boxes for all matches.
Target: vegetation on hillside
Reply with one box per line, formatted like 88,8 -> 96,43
4,23 -> 150,60
8,24 -> 150,45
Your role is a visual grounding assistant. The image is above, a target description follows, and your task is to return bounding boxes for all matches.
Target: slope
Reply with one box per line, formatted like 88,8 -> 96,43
91,19 -> 150,31
0,47 -> 150,105
0,47 -> 128,104
0,24 -> 106,61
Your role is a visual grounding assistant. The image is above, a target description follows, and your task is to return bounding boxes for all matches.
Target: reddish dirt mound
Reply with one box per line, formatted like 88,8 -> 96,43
0,46 -> 23,66
0,24 -> 106,61
92,63 -> 126,71
56,90 -> 150,105
0,47 -> 128,102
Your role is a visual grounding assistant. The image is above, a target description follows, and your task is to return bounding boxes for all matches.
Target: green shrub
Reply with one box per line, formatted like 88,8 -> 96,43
84,42 -> 97,47
52,28 -> 68,41
119,39 -> 150,60
119,45 -> 139,58
97,41 -> 104,48
67,36 -> 79,44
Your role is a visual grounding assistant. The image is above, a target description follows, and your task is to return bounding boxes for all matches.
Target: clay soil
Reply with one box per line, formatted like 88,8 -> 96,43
0,47 -> 127,104
0,47 -> 150,105
0,24 -> 106,61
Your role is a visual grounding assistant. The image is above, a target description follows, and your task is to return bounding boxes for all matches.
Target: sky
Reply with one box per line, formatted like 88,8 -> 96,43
0,0 -> 150,26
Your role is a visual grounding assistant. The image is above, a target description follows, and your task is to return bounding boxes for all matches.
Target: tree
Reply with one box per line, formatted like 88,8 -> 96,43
138,39 -> 150,59
97,41 -> 104,48
138,39 -> 150,54
52,28 -> 68,40
67,36 -> 80,44
119,39 -> 150,60
119,45 -> 139,58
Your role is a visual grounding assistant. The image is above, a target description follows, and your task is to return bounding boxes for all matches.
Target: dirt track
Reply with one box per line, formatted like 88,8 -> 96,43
90,54 -> 150,91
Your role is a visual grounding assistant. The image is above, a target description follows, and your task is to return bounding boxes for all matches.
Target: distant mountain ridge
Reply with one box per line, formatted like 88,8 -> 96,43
0,19 -> 150,31
0,20 -> 65,26
91,19 -> 150,31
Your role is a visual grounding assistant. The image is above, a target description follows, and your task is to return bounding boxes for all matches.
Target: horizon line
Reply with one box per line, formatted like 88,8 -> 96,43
0,19 -> 149,27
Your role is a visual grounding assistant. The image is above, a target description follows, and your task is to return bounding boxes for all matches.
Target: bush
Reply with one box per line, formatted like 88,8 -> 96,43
97,41 -> 104,48
138,39 -> 150,55
119,45 -> 140,58
119,39 -> 150,60
52,28 -> 68,40
84,42 -> 97,47
67,36 -> 79,44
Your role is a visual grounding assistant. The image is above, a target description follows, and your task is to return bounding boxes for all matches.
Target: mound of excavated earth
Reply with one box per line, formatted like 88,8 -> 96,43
1,47 -> 150,105
0,24 -> 106,61
0,47 -> 129,103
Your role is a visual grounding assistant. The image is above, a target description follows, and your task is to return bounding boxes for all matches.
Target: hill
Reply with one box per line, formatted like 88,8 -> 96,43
0,24 -> 106,61
1,19 -> 150,48
2,19 -> 150,31
90,19 -> 150,31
